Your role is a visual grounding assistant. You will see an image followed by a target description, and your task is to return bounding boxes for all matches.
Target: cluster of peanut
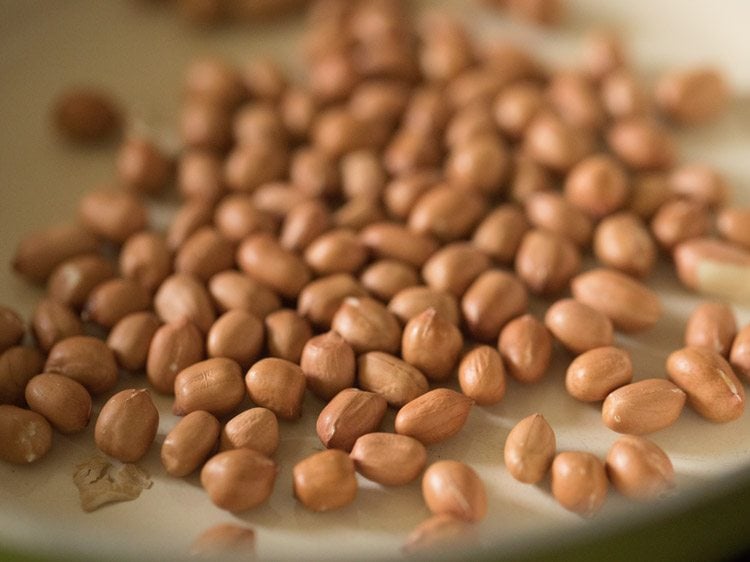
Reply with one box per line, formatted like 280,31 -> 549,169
2,0 -> 750,556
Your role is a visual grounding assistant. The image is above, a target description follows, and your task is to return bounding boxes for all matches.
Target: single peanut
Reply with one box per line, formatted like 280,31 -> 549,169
201,449 -> 277,512
421,460 -> 487,522
498,314 -> 552,384
395,388 -> 473,445
514,229 -> 581,295
504,413 -> 556,484
31,298 -> 84,353
264,309 -> 312,364
147,319 -> 205,394
154,273 -> 216,333
0,405 -> 53,464
545,299 -> 614,355
293,449 -> 357,512
24,373 -> 91,434
350,432 -> 427,486
457,345 -> 506,406
173,358 -> 246,417
300,331 -> 356,401
220,407 -> 279,457
673,237 -> 750,301
0,346 -> 45,406
95,388 -> 159,462
13,223 -> 99,283
462,270 -> 528,343
45,336 -> 118,395
730,325 -> 750,382
357,351 -> 430,408
606,435 -> 675,501
684,302 -> 737,357
593,212 -> 657,278
551,451 -> 608,517
316,388 -> 388,452
106,311 -> 161,371
245,357 -> 306,420
161,410 -> 221,477
566,346 -> 633,402
655,67 -> 729,125
207,310 -> 264,368
602,379 -> 686,434
331,297 -> 402,355
208,270 -> 281,319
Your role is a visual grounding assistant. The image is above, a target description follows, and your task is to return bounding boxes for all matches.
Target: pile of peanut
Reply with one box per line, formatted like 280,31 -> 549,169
2,0 -> 750,556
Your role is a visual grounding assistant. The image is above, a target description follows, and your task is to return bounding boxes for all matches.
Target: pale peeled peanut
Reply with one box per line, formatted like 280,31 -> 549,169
201,449 -> 277,512
571,268 -> 662,332
684,302 -> 737,357
31,298 -> 84,353
119,231 -> 172,293
147,319 -> 205,394
106,311 -> 161,371
545,298 -> 614,354
666,346 -> 745,423
207,309 -> 264,368
154,273 -> 216,333
245,357 -> 306,420
300,331 -> 356,400
457,346 -> 506,406
730,325 -> 750,382
673,237 -> 750,301
264,309 -> 312,363
471,205 -> 530,264
498,314 -> 552,384
95,388 -> 159,463
47,254 -> 116,310
237,234 -> 311,300
395,388 -> 473,445
220,407 -> 279,457
0,346 -> 45,406
566,346 -> 633,402
388,285 -> 460,326
349,432 -> 427,486
594,212 -> 657,278
331,297 -> 401,354
190,524 -> 256,557
297,273 -> 368,329
0,306 -> 25,354
551,452 -> 608,517
421,460 -> 487,522
0,405 -> 53,464
208,270 -> 281,319
402,514 -> 476,555
401,308 -> 463,382
655,67 -> 729,125
78,189 -> 149,243
45,336 -> 118,395
316,388 -> 387,452
504,413 -> 556,484
357,351 -> 429,408
173,358 -> 246,417
602,379 -> 686,434
293,449 -> 357,512
24,373 -> 91,434
161,410 -> 221,477
606,435 -> 675,501
462,269 -> 528,342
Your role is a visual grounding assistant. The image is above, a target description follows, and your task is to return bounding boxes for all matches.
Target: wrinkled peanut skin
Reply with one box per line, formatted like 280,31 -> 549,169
173,358 -> 246,417
316,388 -> 387,452
220,407 -> 279,457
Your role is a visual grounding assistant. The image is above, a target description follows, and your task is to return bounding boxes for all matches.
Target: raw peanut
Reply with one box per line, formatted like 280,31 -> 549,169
331,297 -> 401,355
504,413 -> 556,484
593,212 -> 657,278
444,104 -> 496,149
492,82 -> 545,140
236,233 -> 311,299
462,270 -> 528,342
220,407 -> 279,457
524,191 -> 593,247
224,144 -> 287,193
243,57 -> 287,101
606,117 -> 676,171
312,107 -> 365,159
383,169 -> 441,220
304,229 -> 368,276
154,273 -> 216,333
357,352 -> 429,408
666,346 -> 745,423
402,514 -> 476,554
245,357 -> 306,420
161,410 -> 220,477
116,137 -> 172,196
401,87 -> 450,137
24,373 -> 91,434
717,207 -> 750,250
350,432 -> 427,486
106,312 -> 161,371
498,314 -> 552,384
175,227 -> 235,282
566,346 -> 633,402
293,449 -> 357,512
300,331 -> 356,401
190,524 -> 256,556
119,231 -> 172,293
209,270 -> 281,319
341,149 -> 386,200
544,299 -> 614,354
173,358 -> 245,417
730,325 -> 750,382
389,286 -> 460,326
444,135 -> 510,196
201,449 -> 277,512
12,223 -> 99,283
583,29 -> 626,79
279,200 -> 333,252
606,435 -> 675,501
360,259 -> 420,302
147,319 -> 205,394
31,298 -> 83,353
422,460 -> 487,522
85,278 -> 151,329
0,346 -> 45,406
564,154 -> 629,218
401,308 -> 463,382
551,452 -> 608,517
178,150 -> 226,203
602,379 -> 686,434
360,222 -> 439,268
651,199 -> 712,251
408,185 -> 487,242
47,254 -> 115,310
471,204 -> 530,264
95,388 -> 159,463
422,243 -> 492,298
349,80 -> 409,131
547,70 -> 605,131
445,67 -> 504,110
628,173 -> 673,220
571,268 -> 663,332
601,69 -> 650,120
0,405 -> 53,464
78,189 -> 148,244
251,182 -> 310,219
523,112 -> 590,173
298,274 -> 368,331
233,103 -> 286,147
655,68 -> 729,125
509,152 -> 553,204
184,57 -> 245,107
395,388 -> 473,445
333,196 -> 386,229
214,194 -> 277,243
45,336 -> 118,395
669,164 -> 729,208
0,307 -> 25,354
53,88 -> 121,142
514,229 -> 581,295
167,200 -> 213,251
264,309 -> 311,363
673,237 -> 750,300
207,309 -> 264,367
316,388 -> 388,452
685,302 -> 737,357
458,345 -> 506,405
289,147 -> 338,198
